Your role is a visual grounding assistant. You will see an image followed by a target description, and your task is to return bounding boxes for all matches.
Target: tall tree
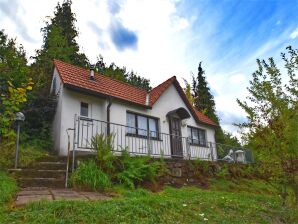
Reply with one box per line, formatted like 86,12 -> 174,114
24,0 -> 88,148
192,62 -> 218,123
32,0 -> 88,93
237,46 -> 298,204
189,62 -> 241,145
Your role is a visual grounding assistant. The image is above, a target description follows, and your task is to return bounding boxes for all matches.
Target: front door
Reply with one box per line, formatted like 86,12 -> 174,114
169,117 -> 183,157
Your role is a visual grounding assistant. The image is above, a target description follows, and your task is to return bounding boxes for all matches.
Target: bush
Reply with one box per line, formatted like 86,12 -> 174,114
91,134 -> 116,174
116,150 -> 161,189
0,171 -> 18,205
71,160 -> 111,191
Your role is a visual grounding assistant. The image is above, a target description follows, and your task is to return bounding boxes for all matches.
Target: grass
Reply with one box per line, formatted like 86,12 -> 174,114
0,171 -> 18,205
0,178 -> 297,223
0,143 -> 48,169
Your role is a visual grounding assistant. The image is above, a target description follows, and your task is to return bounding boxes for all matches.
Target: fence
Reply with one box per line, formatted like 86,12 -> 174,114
72,115 -> 253,163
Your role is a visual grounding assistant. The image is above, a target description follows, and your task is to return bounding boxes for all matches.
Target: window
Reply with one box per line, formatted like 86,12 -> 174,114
187,126 -> 207,146
126,112 -> 159,138
80,102 -> 89,117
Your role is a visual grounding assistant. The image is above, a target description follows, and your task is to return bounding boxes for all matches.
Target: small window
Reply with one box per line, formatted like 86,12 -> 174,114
187,126 -> 207,146
80,102 -> 89,117
126,112 -> 159,138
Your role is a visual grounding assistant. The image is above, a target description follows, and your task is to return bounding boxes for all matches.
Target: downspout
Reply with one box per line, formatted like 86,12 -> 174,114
107,96 -> 112,135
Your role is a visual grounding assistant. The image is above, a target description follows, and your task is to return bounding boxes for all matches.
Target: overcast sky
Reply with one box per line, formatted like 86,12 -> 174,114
1,0 -> 298,138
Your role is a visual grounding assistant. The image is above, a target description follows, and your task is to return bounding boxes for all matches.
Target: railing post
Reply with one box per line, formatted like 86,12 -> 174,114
186,137 -> 191,160
209,142 -> 214,161
147,131 -> 152,155
72,114 -> 77,172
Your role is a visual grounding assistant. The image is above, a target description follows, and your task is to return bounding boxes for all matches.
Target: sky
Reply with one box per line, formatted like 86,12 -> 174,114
1,0 -> 298,138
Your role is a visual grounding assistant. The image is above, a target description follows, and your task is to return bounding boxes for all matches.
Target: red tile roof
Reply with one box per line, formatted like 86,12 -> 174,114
149,76 -> 176,106
194,109 -> 218,126
54,59 -> 218,127
54,60 -> 147,107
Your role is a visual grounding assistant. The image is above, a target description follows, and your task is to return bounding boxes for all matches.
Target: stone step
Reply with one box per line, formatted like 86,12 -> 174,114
36,156 -> 67,163
25,161 -> 67,170
17,177 -> 65,188
9,169 -> 66,179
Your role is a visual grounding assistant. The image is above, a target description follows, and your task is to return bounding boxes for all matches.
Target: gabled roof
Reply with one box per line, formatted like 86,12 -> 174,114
53,59 -> 218,127
54,60 -> 147,107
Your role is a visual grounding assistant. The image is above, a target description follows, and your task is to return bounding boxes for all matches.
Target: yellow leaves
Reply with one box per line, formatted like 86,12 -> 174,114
26,86 -> 32,91
8,87 -> 13,93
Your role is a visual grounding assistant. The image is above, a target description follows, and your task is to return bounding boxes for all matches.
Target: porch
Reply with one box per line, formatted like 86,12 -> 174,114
70,116 -> 253,163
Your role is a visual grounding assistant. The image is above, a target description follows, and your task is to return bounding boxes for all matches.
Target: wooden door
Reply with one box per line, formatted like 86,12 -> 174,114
169,117 -> 183,157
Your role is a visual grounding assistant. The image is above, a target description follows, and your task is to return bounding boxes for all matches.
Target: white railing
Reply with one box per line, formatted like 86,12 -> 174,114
70,115 -> 253,165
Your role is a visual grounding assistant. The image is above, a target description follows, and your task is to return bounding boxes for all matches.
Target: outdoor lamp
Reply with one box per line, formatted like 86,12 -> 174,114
15,112 -> 25,169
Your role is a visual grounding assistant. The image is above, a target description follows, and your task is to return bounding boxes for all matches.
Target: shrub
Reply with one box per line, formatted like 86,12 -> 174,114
91,134 -> 116,174
71,160 -> 111,191
116,150 -> 161,189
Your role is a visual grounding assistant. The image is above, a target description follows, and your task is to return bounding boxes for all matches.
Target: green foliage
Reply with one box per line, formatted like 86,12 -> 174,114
1,186 -> 296,223
0,142 -> 47,169
192,62 -> 218,123
95,57 -> 151,91
71,160 -> 111,191
0,171 -> 18,205
237,46 -> 298,204
0,30 -> 33,142
91,134 -> 116,174
116,150 -> 161,189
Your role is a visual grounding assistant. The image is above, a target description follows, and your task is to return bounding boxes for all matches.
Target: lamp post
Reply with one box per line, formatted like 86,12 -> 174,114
15,112 -> 25,169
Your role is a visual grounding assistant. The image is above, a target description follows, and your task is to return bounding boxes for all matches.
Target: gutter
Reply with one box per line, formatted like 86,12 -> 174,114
107,96 -> 112,135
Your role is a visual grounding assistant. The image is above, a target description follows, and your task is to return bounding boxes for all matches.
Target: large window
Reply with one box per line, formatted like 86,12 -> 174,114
80,102 -> 89,117
187,126 -> 207,146
126,112 -> 159,138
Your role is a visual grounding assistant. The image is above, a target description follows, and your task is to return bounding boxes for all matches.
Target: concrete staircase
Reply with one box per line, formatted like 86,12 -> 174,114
9,156 -> 67,188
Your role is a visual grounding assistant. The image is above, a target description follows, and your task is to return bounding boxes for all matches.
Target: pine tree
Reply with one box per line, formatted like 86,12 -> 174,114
32,0 -> 88,93
191,62 -> 241,145
192,62 -> 218,123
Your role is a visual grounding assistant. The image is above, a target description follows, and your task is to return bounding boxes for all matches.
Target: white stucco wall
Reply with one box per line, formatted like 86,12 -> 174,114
51,68 -> 63,153
53,79 -> 216,158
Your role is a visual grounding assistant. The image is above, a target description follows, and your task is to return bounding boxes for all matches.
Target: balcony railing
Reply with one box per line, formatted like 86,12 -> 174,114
71,115 -> 253,163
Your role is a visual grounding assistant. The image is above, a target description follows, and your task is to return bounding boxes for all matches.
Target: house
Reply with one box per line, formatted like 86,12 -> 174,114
50,60 -> 218,160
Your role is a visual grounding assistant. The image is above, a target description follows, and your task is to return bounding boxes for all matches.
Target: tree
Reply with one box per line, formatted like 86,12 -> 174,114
0,30 -> 33,142
237,46 -> 298,204
22,0 -> 89,148
191,62 -> 231,144
192,62 -> 218,123
183,79 -> 196,106
95,56 -> 151,91
32,0 -> 88,94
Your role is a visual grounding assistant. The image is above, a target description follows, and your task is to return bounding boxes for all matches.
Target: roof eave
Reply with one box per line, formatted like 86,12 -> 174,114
64,83 -> 152,109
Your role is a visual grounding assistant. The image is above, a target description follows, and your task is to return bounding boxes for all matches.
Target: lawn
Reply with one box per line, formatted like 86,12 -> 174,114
0,172 -> 297,224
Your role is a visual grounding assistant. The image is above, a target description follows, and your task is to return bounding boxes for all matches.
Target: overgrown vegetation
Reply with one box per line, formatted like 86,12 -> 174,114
0,142 -> 48,169
71,134 -> 166,191
71,160 -> 111,191
0,171 -> 18,206
116,151 -> 162,189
